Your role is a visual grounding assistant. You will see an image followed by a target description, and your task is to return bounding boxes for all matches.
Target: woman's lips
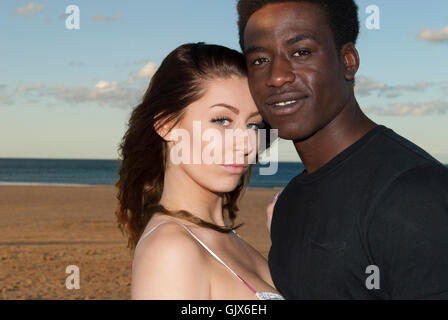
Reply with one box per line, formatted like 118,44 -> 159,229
220,164 -> 249,174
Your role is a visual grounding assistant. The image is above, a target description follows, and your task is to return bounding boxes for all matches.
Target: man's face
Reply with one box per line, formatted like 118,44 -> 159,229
243,2 -> 351,141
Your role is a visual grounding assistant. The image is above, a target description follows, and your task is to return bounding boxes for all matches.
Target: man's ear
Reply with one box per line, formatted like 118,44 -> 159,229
341,43 -> 360,81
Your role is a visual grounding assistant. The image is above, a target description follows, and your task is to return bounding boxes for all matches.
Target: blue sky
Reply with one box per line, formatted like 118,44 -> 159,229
1,0 -> 447,162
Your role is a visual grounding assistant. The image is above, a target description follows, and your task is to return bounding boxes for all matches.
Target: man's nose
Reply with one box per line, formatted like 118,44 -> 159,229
267,56 -> 295,87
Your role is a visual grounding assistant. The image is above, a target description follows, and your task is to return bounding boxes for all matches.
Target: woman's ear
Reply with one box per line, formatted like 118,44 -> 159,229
154,116 -> 175,142
155,124 -> 171,141
341,43 -> 360,81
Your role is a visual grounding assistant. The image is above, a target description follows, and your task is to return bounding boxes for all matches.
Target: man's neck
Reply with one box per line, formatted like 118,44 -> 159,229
294,100 -> 377,174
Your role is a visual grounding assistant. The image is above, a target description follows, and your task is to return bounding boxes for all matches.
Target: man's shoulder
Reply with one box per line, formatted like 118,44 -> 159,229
356,125 -> 444,185
377,126 -> 440,164
381,161 -> 448,201
365,124 -> 448,195
377,125 -> 446,177
277,125 -> 446,200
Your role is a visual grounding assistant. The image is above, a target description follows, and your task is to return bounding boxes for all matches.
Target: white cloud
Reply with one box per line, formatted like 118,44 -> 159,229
0,93 -> 14,106
47,81 -> 143,108
127,77 -> 136,85
92,13 -> 123,22
16,83 -> 45,93
365,101 -> 448,116
12,61 -> 158,107
94,81 -> 115,90
136,62 -> 158,79
14,80 -> 142,108
121,61 -> 158,86
355,77 -> 385,96
355,76 -> 434,98
379,82 -> 433,99
14,2 -> 47,17
417,26 -> 448,43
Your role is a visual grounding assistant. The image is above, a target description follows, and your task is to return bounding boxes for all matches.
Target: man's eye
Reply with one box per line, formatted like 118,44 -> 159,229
293,50 -> 311,57
211,117 -> 232,127
253,57 -> 269,65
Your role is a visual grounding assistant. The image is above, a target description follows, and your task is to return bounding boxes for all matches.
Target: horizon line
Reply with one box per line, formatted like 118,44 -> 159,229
0,157 -> 303,163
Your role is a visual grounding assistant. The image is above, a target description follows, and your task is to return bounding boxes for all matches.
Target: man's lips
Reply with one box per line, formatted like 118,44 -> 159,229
265,92 -> 308,107
264,93 -> 309,116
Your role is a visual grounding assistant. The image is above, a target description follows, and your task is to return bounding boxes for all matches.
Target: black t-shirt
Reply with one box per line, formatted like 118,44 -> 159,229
269,125 -> 448,299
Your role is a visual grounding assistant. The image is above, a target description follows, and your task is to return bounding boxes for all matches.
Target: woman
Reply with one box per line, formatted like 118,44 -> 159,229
115,42 -> 283,300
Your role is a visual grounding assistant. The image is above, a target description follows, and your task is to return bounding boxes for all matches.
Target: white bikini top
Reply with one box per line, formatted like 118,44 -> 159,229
134,221 -> 284,300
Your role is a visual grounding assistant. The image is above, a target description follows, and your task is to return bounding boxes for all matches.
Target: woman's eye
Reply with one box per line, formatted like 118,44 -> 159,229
247,122 -> 265,130
211,117 -> 232,127
253,57 -> 269,66
293,49 -> 311,57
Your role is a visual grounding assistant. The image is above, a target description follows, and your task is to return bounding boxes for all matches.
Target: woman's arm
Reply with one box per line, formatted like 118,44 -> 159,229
131,223 -> 211,300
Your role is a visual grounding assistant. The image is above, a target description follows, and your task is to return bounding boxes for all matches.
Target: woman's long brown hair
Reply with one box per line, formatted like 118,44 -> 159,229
115,43 -> 269,252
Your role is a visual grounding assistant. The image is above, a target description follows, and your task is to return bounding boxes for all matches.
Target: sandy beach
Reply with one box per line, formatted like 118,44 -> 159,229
0,185 -> 280,300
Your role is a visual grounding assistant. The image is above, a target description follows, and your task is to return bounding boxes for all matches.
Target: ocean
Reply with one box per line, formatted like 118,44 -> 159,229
2,158 -> 447,189
0,158 -> 304,189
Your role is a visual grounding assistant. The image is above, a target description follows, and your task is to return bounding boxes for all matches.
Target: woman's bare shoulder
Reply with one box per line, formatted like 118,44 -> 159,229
131,220 -> 210,299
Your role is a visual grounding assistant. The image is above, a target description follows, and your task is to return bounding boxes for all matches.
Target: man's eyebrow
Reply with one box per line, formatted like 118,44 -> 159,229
210,104 -> 260,118
244,46 -> 265,55
286,34 -> 317,45
245,34 -> 317,54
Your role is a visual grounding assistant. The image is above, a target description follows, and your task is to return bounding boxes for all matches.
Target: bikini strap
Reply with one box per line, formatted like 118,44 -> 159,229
134,221 -> 172,251
135,220 -> 258,294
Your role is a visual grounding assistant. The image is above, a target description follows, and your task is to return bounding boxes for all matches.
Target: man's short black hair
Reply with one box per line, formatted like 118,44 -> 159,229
237,0 -> 360,53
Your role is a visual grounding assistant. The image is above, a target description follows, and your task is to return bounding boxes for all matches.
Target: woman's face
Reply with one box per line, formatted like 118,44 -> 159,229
166,76 -> 264,193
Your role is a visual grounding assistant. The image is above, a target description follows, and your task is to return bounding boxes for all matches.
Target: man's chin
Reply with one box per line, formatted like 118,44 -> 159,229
273,124 -> 314,142
276,128 -> 303,141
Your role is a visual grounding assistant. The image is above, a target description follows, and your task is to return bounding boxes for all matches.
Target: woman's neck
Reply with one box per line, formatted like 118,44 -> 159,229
159,165 -> 225,227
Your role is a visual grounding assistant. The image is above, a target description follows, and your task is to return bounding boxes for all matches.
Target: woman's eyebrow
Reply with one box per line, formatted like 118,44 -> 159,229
249,111 -> 261,118
210,104 -> 260,118
210,103 -> 239,114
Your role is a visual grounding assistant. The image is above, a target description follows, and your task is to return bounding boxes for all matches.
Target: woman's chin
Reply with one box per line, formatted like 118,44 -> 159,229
206,175 -> 244,193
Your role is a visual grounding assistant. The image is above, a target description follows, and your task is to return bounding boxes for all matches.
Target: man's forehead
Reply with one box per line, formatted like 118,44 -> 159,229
243,2 -> 326,42
244,23 -> 320,52
246,1 -> 324,25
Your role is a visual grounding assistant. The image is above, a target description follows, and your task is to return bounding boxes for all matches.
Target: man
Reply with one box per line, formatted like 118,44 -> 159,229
237,0 -> 448,299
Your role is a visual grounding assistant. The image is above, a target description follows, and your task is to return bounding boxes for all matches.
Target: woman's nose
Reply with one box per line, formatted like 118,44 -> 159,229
233,128 -> 257,160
